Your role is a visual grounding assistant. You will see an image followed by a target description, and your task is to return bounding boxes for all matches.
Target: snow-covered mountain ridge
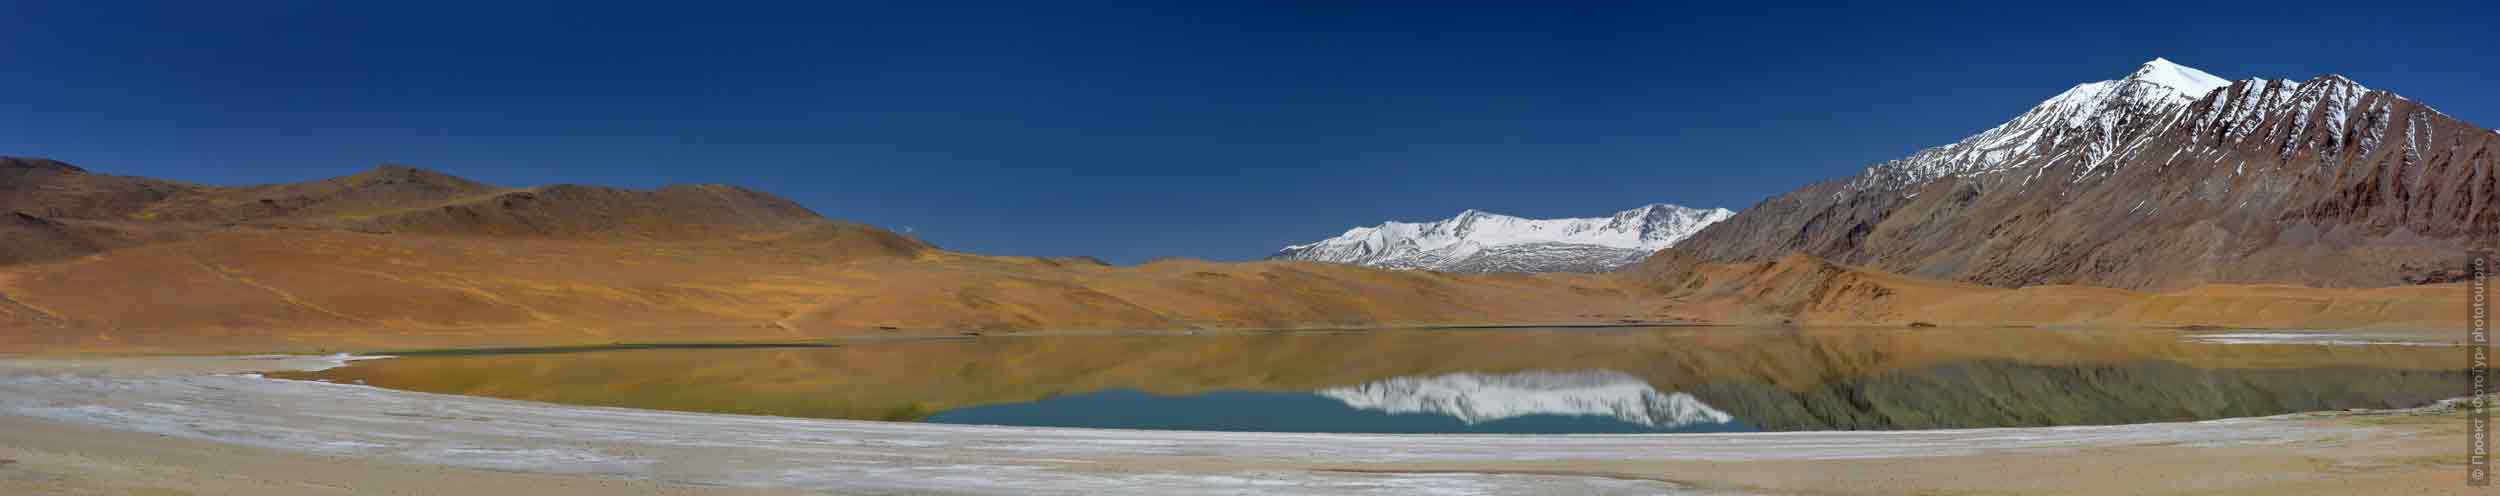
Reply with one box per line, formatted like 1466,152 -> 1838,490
1271,204 -> 1734,273
1845,58 -> 2237,192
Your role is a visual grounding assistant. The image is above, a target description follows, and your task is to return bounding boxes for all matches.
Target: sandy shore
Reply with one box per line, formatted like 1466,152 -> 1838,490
0,354 -> 2478,495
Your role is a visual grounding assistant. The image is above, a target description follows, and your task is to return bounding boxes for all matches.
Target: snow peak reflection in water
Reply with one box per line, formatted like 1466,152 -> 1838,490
925,370 -> 1751,434
1315,371 -> 1735,429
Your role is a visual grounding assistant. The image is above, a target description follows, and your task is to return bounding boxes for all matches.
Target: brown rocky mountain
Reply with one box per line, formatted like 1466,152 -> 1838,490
1673,59 -> 2498,290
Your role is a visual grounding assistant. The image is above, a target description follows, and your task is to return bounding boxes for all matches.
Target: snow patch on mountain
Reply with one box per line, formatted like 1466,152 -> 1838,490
1315,370 -> 1736,429
1272,204 -> 1733,273
2127,57 -> 2231,96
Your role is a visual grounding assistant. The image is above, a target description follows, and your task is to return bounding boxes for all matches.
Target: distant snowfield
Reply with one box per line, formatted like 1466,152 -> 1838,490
0,354 -> 2420,495
1273,204 -> 1733,273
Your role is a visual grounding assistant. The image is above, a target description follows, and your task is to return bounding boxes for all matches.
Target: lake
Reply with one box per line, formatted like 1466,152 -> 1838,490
276,327 -> 2463,434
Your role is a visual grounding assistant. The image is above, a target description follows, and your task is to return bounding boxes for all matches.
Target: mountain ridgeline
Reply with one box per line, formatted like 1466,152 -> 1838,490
1672,59 -> 2499,289
0,158 -> 926,266
1272,204 -> 1734,273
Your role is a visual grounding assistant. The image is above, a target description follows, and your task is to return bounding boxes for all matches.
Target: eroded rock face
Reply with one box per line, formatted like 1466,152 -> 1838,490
1675,60 -> 2500,289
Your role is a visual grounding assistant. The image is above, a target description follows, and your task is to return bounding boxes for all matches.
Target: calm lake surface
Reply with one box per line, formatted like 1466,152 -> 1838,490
279,327 -> 2463,434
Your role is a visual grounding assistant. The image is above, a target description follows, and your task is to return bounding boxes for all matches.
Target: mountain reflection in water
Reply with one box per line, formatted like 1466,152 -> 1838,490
281,327 -> 2465,433
1316,371 -> 1734,428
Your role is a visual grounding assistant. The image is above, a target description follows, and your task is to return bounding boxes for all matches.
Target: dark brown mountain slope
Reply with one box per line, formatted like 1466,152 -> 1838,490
1674,62 -> 2499,290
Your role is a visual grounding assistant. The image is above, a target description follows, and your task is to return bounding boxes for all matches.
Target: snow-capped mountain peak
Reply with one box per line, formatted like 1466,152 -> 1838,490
1845,58 -> 2242,191
2125,57 -> 2231,97
1272,204 -> 1733,273
1675,57 -> 2498,290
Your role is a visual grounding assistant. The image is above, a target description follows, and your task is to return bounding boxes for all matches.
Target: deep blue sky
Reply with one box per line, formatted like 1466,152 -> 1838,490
4,2 -> 2493,263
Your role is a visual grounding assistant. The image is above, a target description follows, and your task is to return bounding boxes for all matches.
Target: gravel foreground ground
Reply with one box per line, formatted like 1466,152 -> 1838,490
0,355 -> 2481,495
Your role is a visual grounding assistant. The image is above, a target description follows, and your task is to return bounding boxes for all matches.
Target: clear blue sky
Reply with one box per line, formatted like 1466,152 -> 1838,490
4,2 -> 2493,263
